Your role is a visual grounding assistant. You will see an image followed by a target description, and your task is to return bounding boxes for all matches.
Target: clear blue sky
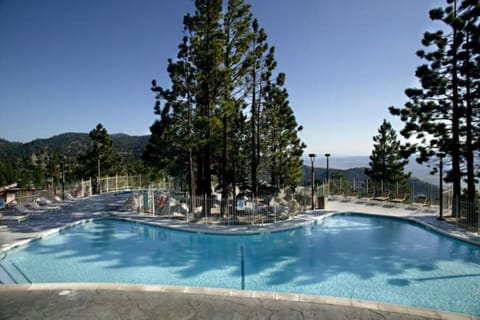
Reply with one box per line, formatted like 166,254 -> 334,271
0,0 -> 444,156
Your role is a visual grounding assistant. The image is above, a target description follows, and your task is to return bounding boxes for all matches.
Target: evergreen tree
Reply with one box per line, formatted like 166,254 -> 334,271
365,120 -> 410,191
143,84 -> 177,178
219,0 -> 253,205
457,0 -> 479,200
261,72 -> 305,190
390,0 -> 479,212
185,0 -> 224,198
145,1 -> 306,202
87,123 -> 115,179
246,18 -> 269,198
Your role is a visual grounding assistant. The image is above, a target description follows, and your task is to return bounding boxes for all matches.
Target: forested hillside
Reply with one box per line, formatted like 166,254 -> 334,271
0,133 -> 149,160
0,133 -> 149,187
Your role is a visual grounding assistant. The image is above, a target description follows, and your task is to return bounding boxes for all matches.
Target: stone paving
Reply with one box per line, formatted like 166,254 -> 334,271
0,193 -> 479,320
0,193 -> 131,249
2,283 -> 477,320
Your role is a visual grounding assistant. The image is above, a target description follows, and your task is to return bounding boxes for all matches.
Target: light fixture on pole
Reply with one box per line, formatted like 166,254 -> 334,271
62,156 -> 66,201
325,153 -> 331,197
437,152 -> 445,220
97,155 -> 101,194
308,153 -> 316,210
324,153 -> 331,184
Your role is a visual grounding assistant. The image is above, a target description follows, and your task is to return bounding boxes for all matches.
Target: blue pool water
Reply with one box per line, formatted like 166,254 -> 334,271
1,214 -> 479,315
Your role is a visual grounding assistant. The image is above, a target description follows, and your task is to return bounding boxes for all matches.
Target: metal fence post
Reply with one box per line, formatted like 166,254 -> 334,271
204,193 -> 207,224
477,199 -> 479,235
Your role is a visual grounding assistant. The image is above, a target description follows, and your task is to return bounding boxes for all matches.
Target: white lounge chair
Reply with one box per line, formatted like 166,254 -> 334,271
409,195 -> 429,211
64,192 -> 76,201
13,203 -> 40,214
2,214 -> 28,223
373,191 -> 391,202
35,198 -> 61,211
389,193 -> 407,206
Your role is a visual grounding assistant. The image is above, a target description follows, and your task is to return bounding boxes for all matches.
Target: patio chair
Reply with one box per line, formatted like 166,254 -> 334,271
1,206 -> 29,222
35,198 -> 61,211
389,193 -> 407,206
53,195 -> 73,205
12,203 -> 39,214
359,192 -> 375,203
25,201 -> 48,212
373,191 -> 391,202
64,192 -> 77,201
410,195 -> 429,211
344,190 -> 359,202
329,189 -> 345,201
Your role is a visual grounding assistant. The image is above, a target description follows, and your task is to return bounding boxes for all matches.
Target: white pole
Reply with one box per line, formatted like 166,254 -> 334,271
151,188 -> 155,215
412,180 -> 415,201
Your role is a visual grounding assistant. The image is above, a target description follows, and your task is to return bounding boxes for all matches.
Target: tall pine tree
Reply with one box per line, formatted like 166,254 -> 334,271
261,72 -> 306,190
365,120 -> 410,192
87,123 -> 115,193
390,0 -> 479,212
219,0 -> 253,206
145,1 -> 306,203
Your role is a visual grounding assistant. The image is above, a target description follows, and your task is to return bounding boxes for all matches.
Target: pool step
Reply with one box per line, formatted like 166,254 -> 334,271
0,260 -> 32,284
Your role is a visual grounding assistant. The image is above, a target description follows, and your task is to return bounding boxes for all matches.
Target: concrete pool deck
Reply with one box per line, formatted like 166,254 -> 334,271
1,193 -> 479,319
1,283 -> 478,320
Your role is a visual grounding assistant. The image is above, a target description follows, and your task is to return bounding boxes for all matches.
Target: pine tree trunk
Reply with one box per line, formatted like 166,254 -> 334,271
450,0 -> 461,217
189,150 -> 196,211
221,112 -> 229,215
464,32 -> 475,202
256,84 -> 262,194
251,52 -> 258,199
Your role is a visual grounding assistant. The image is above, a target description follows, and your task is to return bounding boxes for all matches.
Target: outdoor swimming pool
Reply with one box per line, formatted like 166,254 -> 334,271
1,214 -> 479,315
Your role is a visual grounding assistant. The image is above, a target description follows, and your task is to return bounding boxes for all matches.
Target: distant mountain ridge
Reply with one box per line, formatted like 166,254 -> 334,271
303,155 -> 439,186
301,165 -> 440,199
0,132 -> 150,160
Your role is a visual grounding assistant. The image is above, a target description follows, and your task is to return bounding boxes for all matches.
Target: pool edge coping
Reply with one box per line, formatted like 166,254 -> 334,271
2,210 -> 478,261
0,283 -> 477,320
2,209 -> 479,253
109,210 -> 480,246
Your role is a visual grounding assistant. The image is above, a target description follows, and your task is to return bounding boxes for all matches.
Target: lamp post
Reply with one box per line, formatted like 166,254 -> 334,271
61,156 -> 66,201
308,153 -> 316,210
325,153 -> 331,196
97,156 -> 101,194
437,153 -> 445,220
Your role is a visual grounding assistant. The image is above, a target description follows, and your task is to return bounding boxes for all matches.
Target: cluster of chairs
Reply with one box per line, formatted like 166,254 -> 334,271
0,192 -> 78,230
329,189 -> 430,209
